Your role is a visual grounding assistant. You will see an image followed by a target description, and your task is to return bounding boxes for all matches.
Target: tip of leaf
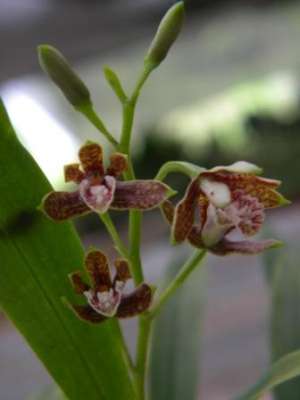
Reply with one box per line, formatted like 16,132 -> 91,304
270,240 -> 284,249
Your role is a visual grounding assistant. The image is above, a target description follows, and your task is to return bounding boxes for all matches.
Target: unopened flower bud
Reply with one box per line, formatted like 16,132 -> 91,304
144,1 -> 185,69
38,45 -> 91,109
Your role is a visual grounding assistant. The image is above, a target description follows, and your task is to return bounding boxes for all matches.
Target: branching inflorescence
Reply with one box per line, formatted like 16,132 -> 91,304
37,2 -> 289,399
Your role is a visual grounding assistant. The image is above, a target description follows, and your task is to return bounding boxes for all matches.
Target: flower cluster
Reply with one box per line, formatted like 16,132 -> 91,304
162,162 -> 289,255
41,141 -> 174,221
68,250 -> 152,324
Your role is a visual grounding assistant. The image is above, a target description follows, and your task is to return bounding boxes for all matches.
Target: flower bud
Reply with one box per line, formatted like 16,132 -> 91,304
144,1 -> 185,69
38,45 -> 91,109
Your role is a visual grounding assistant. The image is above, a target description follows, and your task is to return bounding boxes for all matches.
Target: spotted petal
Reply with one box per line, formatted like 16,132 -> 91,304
64,163 -> 84,183
69,271 -> 90,294
85,250 -> 112,291
68,303 -> 107,324
41,191 -> 90,221
211,238 -> 282,256
111,180 -> 174,210
117,284 -> 152,318
171,177 -> 200,244
78,142 -> 104,174
202,171 -> 287,209
107,153 -> 128,177
114,259 -> 131,283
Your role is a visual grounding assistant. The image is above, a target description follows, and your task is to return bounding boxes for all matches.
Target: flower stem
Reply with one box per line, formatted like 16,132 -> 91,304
149,249 -> 207,318
99,212 -> 129,260
81,104 -> 118,148
135,315 -> 152,400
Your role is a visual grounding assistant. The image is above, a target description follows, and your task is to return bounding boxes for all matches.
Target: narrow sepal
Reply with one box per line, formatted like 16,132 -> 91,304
68,302 -> 107,324
171,177 -> 200,243
117,284 -> 152,318
112,180 -> 175,210
161,200 -> 175,225
41,191 -> 90,221
211,238 -> 283,256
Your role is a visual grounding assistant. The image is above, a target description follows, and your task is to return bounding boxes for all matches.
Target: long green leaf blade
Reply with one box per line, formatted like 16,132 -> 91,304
0,99 -> 136,400
264,244 -> 300,399
149,252 -> 206,400
235,350 -> 300,400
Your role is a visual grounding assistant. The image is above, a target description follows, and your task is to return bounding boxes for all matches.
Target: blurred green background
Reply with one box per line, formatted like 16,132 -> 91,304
1,1 -> 300,399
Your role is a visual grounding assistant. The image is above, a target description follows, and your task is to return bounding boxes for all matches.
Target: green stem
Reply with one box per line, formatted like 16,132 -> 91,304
149,249 -> 207,318
99,213 -> 129,259
135,315 -> 152,400
80,104 -> 118,148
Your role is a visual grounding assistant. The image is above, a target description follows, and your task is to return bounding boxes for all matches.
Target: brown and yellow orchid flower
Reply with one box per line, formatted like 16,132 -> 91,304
162,161 -> 289,255
41,141 -> 174,221
67,250 -> 152,324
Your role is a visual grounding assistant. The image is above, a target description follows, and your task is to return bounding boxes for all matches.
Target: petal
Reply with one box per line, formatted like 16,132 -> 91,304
211,238 -> 282,256
41,191 -> 90,221
161,200 -> 175,225
117,284 -> 152,318
209,161 -> 263,175
203,171 -> 286,209
68,303 -> 107,324
111,180 -> 174,210
85,250 -> 112,291
79,176 -> 116,213
107,153 -> 128,177
114,258 -> 131,283
78,142 -> 104,174
69,271 -> 90,294
188,226 -> 204,248
171,177 -> 200,243
64,163 -> 84,183
200,178 -> 231,208
84,288 -> 121,317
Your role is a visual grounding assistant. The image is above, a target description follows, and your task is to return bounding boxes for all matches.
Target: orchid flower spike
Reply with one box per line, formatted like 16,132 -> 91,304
41,141 -> 174,221
67,250 -> 152,324
162,161 -> 290,255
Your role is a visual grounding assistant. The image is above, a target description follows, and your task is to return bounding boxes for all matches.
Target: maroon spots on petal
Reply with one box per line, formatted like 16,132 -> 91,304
107,152 -> 128,177
42,191 -> 90,221
117,284 -> 152,318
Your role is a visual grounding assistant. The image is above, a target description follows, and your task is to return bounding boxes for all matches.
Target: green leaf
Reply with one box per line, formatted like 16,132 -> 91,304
148,251 -> 206,400
235,350 -> 300,400
263,243 -> 300,399
29,385 -> 66,400
0,99 -> 136,400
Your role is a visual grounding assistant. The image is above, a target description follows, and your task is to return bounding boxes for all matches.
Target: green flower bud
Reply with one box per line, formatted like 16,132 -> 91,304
38,45 -> 91,109
144,1 -> 185,69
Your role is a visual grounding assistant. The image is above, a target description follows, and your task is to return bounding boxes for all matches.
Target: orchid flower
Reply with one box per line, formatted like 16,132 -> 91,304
41,142 -> 174,221
162,161 -> 289,255
68,250 -> 152,324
